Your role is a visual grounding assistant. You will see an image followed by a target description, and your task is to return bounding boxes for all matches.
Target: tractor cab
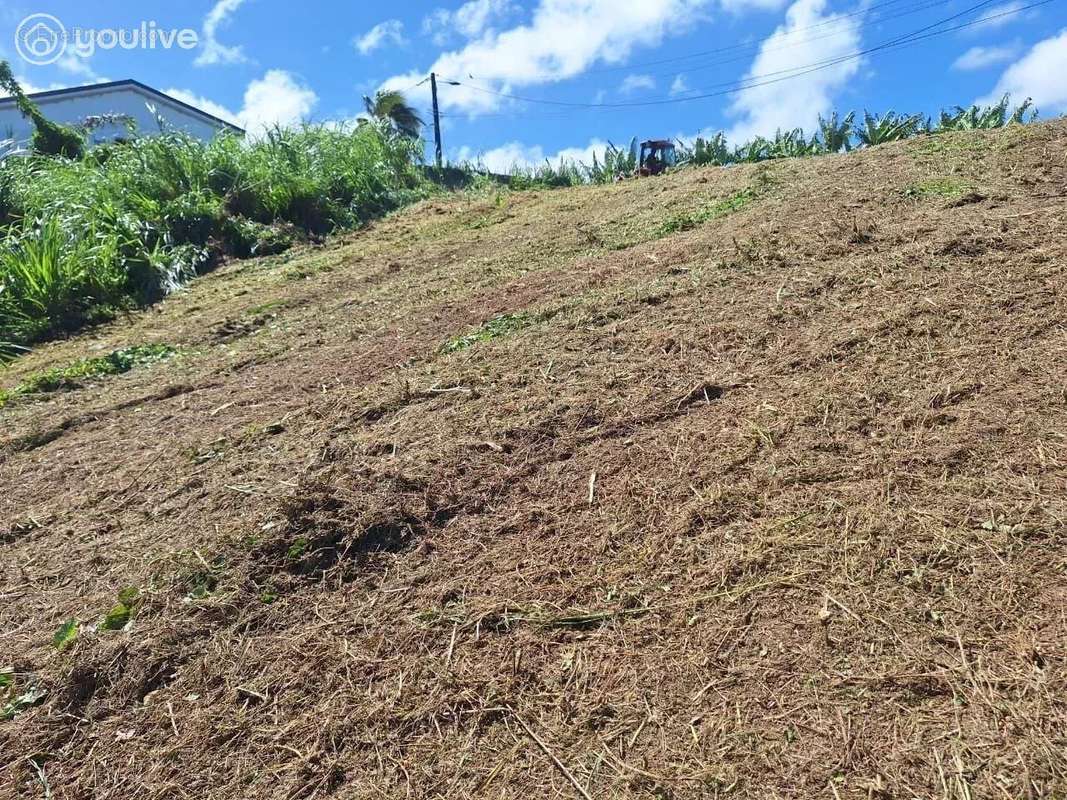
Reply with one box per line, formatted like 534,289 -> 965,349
637,139 -> 676,176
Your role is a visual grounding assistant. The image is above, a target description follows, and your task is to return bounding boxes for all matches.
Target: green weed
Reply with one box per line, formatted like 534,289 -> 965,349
246,299 -> 287,316
904,177 -> 974,199
657,188 -> 756,235
605,186 -> 758,250
101,587 -> 140,631
0,344 -> 175,408
286,536 -> 310,561
52,619 -> 79,650
169,550 -> 226,601
0,679 -> 46,721
441,312 -> 538,353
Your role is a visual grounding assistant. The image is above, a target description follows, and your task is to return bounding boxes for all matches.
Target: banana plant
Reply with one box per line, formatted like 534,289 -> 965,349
817,111 -> 856,153
734,136 -> 771,163
767,128 -> 819,159
691,132 -> 732,166
936,94 -> 1036,131
587,138 -> 639,182
855,111 -> 925,147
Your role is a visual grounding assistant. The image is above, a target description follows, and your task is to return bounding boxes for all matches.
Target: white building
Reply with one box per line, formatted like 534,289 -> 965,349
0,79 -> 243,149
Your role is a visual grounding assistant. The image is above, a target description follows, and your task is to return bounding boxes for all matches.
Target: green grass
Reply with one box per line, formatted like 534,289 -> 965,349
657,187 -> 756,235
913,134 -> 988,158
245,299 -> 288,316
604,186 -> 759,251
0,344 -> 175,407
441,312 -> 539,353
903,177 -> 975,199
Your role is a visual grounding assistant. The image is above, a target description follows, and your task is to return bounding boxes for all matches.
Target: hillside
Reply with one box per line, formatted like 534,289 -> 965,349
2,120 -> 1065,799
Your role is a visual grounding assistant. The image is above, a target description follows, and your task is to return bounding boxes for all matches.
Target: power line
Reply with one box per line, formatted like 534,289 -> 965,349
437,0 -> 1051,110
637,0 -> 961,83
401,77 -> 431,94
576,0 -> 948,77
440,0 -> 998,107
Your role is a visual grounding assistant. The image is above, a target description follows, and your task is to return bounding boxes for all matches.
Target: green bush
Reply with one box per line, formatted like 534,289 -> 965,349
0,122 -> 430,358
0,60 -> 83,159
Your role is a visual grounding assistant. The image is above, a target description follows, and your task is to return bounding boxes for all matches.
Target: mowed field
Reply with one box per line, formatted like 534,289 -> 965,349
1,120 -> 1065,799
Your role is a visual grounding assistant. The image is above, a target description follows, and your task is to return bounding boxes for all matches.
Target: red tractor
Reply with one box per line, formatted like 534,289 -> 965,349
637,139 -> 676,177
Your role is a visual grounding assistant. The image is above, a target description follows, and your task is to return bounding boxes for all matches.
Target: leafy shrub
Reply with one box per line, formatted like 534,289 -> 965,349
855,111 -> 927,146
0,121 -> 430,358
0,61 -> 83,158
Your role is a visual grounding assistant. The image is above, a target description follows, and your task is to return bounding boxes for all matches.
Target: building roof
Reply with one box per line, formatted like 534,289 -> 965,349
0,78 -> 244,134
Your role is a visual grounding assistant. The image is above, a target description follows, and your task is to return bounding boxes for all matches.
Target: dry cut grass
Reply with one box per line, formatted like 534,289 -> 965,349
1,120 -> 1066,800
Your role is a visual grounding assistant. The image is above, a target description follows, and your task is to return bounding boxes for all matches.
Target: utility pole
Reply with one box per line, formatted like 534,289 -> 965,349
430,72 -> 442,169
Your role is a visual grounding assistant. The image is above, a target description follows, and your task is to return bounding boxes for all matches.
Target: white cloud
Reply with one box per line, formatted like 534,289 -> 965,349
163,88 -> 242,126
670,74 -> 689,95
952,43 -> 1020,70
237,70 -> 318,130
354,20 -> 406,55
456,137 -> 609,172
0,68 -> 103,99
0,76 -> 63,97
620,73 -> 656,93
721,0 -> 789,12
383,0 -> 711,115
195,0 -> 251,66
55,51 -> 103,81
424,0 -> 515,44
166,69 -> 318,133
978,29 -> 1067,114
967,0 -> 1029,31
726,0 -> 861,142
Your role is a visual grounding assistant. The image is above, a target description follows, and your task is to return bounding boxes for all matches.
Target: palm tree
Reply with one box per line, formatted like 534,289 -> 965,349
362,90 -> 423,139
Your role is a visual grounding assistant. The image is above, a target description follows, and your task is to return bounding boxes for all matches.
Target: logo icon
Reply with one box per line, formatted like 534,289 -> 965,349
15,14 -> 67,65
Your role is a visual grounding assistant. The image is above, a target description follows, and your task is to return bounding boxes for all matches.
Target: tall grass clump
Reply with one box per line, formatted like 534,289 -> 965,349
0,114 -> 429,358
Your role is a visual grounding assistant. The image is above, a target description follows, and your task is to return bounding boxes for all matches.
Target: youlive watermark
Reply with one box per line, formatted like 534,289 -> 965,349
15,13 -> 198,65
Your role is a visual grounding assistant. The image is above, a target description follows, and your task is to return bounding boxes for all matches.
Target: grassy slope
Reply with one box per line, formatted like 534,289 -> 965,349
1,121 -> 1065,799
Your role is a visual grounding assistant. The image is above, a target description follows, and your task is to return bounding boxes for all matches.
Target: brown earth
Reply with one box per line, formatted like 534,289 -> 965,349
1,121 -> 1066,799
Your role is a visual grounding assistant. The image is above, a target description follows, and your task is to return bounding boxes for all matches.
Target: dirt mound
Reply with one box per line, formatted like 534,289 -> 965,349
2,122 -> 1066,799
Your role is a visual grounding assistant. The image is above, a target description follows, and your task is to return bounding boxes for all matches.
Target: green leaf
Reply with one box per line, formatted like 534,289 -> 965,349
0,668 -> 13,689
117,587 -> 140,606
102,603 -> 131,631
53,618 -> 79,650
0,686 -> 47,720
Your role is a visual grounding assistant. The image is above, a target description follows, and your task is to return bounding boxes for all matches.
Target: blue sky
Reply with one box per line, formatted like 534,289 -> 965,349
2,0 -> 1065,169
